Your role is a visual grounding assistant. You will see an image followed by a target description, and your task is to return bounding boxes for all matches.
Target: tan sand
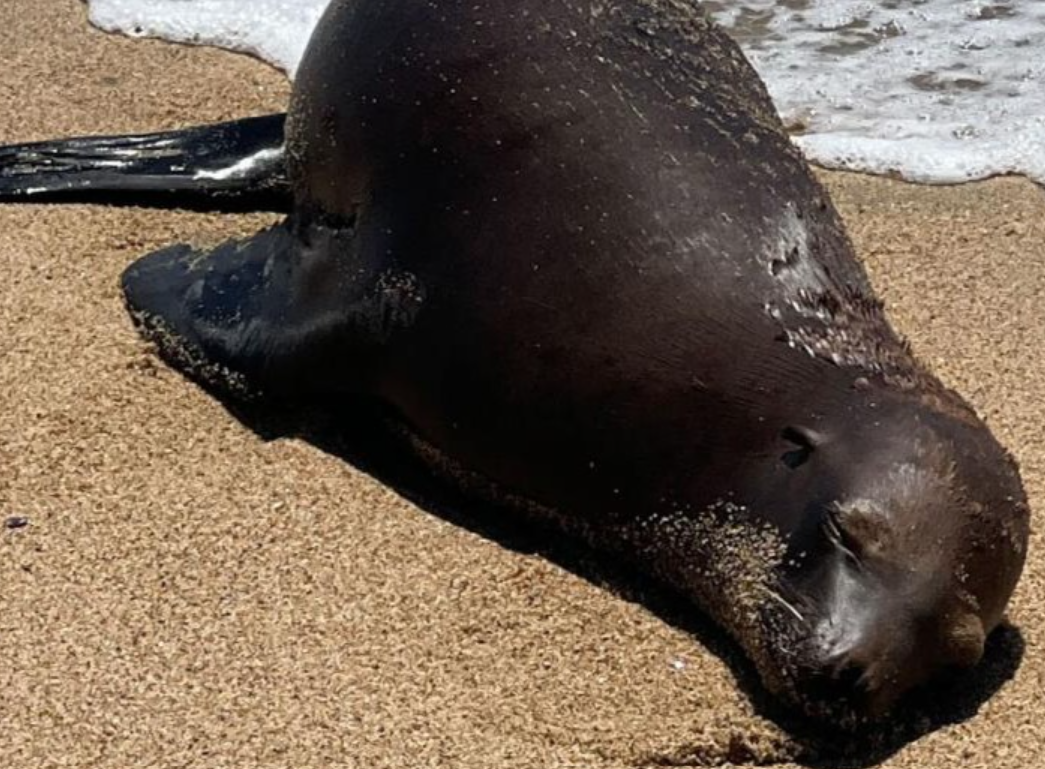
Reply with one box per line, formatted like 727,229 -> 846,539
1,1 -> 1044,767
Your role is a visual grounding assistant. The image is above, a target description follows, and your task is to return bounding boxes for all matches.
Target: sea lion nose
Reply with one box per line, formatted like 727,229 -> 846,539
825,658 -> 868,697
798,635 -> 901,719
801,658 -> 899,721
800,611 -> 986,719
826,652 -> 902,717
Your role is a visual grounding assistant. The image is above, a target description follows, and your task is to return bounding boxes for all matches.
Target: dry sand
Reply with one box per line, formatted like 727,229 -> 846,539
1,2 -> 1044,767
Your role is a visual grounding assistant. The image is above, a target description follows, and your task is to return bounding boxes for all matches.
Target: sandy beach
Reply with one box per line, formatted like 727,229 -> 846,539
1,1 -> 1044,767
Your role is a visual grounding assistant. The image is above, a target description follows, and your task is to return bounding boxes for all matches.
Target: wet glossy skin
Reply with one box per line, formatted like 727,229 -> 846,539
112,0 -> 1030,722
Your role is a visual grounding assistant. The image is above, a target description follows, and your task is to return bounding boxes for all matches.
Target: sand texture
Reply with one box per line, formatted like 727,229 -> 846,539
2,2 -> 1044,767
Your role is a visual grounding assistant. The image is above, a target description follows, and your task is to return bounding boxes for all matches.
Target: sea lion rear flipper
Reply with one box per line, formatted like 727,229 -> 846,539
122,218 -> 424,399
0,114 -> 289,212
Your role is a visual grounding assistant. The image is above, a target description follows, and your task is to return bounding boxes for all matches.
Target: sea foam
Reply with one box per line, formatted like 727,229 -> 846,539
87,0 -> 327,77
86,0 -> 1045,185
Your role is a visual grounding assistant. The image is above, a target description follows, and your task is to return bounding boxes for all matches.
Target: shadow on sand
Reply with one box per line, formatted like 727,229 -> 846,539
217,395 -> 1024,768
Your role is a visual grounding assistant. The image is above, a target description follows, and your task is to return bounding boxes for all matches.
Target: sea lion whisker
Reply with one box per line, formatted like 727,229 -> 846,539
823,506 -> 865,569
763,586 -> 807,625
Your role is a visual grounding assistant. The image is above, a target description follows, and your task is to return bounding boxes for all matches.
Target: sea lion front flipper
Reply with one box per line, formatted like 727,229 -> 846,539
122,218 -> 425,399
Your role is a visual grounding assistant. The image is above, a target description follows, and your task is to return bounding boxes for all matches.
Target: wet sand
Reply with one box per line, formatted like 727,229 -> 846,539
1,2 -> 1044,767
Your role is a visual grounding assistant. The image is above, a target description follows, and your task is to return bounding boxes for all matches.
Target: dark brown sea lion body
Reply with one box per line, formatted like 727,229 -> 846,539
0,0 -> 1030,723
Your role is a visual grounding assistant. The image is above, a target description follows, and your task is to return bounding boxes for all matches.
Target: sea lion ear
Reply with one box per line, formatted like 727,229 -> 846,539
827,500 -> 893,560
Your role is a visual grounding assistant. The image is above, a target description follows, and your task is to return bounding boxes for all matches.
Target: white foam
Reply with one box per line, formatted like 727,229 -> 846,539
86,0 -> 1045,185
712,0 -> 1045,184
87,0 -> 330,77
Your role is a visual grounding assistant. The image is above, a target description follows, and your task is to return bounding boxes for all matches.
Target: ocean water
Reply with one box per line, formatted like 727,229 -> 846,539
87,0 -> 1045,185
713,0 -> 1045,184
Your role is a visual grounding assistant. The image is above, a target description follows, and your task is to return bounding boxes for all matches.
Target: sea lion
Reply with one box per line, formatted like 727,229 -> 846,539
0,0 -> 1029,724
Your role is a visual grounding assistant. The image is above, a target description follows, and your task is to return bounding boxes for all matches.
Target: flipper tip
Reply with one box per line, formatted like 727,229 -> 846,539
122,244 -> 259,400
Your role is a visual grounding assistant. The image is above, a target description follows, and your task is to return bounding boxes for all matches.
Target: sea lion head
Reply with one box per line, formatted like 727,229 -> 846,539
759,392 -> 1029,724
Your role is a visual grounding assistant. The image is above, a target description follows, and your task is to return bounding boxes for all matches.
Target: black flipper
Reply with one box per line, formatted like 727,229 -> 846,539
0,114 -> 290,212
122,217 -> 426,399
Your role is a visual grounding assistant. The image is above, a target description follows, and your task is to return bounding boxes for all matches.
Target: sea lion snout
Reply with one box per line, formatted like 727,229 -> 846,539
796,555 -> 986,720
798,583 -> 990,721
788,545 -> 919,719
772,407 -> 1026,723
